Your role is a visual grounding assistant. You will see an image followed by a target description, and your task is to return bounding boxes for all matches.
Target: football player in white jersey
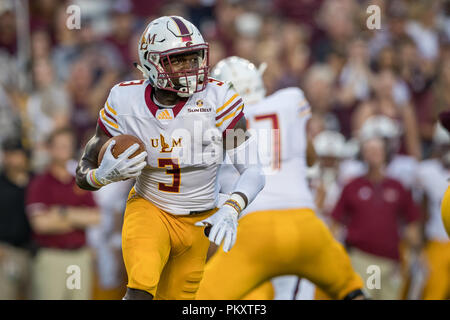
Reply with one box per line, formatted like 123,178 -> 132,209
75,16 -> 265,300
416,123 -> 450,299
196,56 -> 365,300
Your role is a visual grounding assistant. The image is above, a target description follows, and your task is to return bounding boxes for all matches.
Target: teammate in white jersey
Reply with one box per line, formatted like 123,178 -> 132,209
218,86 -> 316,214
196,56 -> 365,300
76,16 -> 265,300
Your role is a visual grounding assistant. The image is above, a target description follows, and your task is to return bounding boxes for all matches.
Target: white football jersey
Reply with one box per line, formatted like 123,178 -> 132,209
417,159 -> 450,241
219,87 -> 315,216
98,78 -> 244,215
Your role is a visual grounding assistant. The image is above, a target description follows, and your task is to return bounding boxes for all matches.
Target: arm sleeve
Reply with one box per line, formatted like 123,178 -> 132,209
296,89 -> 312,124
293,89 -> 312,149
98,87 -> 122,137
226,133 -> 265,208
215,84 -> 245,136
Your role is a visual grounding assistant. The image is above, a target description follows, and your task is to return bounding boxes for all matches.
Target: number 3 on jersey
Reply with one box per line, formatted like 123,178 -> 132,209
158,158 -> 180,193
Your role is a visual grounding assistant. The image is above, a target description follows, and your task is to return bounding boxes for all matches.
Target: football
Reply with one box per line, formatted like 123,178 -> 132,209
97,134 -> 146,166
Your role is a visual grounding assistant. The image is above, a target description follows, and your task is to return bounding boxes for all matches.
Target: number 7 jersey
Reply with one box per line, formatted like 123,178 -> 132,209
218,87 -> 315,215
97,79 -> 244,215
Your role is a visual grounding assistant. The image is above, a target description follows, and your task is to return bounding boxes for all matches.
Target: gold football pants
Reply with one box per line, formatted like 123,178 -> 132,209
421,240 -> 450,300
122,188 -> 217,299
197,208 -> 363,300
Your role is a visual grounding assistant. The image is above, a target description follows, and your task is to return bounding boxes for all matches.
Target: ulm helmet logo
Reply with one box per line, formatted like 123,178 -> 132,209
139,34 -> 156,50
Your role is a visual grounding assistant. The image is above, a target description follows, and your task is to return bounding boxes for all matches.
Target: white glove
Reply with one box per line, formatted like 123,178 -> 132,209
88,141 -> 147,188
195,204 -> 238,252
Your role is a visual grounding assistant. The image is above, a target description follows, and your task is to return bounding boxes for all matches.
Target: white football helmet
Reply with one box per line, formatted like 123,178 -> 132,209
211,56 -> 266,105
359,115 -> 402,142
359,115 -> 402,158
136,16 -> 209,97
314,131 -> 348,158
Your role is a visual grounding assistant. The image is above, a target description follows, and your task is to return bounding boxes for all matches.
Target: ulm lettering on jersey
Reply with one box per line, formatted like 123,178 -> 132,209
145,122 -> 264,166
151,134 -> 182,153
182,304 -> 216,317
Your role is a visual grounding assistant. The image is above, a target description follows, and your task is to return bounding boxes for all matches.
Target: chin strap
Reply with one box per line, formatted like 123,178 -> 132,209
134,62 -> 150,79
134,62 -> 197,98
258,62 -> 267,75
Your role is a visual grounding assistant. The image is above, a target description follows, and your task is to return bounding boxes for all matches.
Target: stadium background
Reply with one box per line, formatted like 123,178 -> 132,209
0,0 -> 449,300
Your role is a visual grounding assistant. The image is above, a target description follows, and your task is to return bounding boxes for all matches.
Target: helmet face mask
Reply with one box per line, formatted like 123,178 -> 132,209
153,45 -> 210,96
137,16 -> 210,97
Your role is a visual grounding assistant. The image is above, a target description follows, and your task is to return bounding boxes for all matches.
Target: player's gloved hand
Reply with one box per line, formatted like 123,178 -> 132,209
91,141 -> 147,187
195,204 -> 238,252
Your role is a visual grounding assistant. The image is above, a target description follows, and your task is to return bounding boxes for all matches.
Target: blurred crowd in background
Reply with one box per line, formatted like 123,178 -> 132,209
0,0 -> 449,300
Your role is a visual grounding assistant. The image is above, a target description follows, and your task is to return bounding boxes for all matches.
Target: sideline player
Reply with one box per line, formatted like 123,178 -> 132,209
75,17 -> 265,300
196,57 -> 365,300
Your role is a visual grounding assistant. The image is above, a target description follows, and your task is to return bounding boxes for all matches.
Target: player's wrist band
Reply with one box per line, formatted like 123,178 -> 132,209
86,169 -> 103,189
223,193 -> 246,217
224,199 -> 242,215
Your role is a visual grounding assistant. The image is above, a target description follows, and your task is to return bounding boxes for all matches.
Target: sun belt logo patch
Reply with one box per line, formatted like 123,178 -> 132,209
188,100 -> 211,113
157,109 -> 173,120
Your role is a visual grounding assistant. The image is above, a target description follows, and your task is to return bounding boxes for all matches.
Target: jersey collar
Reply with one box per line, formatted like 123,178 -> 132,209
144,84 -> 188,119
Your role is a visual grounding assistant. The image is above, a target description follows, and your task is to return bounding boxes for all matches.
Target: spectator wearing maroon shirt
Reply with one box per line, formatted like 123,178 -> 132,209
26,128 -> 100,300
331,137 -> 423,300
